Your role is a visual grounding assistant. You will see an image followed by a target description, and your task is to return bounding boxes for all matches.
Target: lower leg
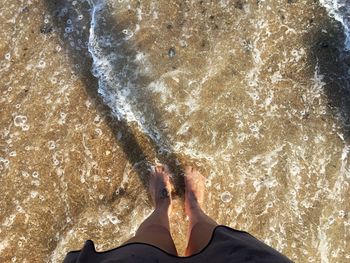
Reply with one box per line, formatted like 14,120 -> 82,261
123,166 -> 177,255
184,166 -> 217,256
185,206 -> 217,256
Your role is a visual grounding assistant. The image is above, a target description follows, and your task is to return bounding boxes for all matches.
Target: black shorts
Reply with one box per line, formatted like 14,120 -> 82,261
63,225 -> 293,263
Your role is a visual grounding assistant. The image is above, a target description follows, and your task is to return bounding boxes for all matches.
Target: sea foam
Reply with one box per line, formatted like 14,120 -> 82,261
320,0 -> 350,51
87,0 -> 168,149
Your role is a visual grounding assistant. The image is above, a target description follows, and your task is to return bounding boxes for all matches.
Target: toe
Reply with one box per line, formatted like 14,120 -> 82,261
155,165 -> 163,173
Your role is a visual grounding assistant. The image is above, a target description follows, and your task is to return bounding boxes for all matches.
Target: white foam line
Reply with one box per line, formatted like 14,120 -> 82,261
86,1 -> 220,162
317,223 -> 330,263
320,0 -> 350,51
0,238 -> 9,254
87,1 -> 167,146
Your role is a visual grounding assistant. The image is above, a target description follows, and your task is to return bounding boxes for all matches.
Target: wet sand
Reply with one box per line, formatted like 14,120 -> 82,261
0,0 -> 349,262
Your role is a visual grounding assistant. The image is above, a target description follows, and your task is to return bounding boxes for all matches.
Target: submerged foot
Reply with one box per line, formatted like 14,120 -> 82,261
184,166 -> 205,216
149,165 -> 172,211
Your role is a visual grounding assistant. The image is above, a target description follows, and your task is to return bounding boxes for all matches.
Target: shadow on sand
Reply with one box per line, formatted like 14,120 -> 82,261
43,0 -> 189,200
305,9 -> 350,142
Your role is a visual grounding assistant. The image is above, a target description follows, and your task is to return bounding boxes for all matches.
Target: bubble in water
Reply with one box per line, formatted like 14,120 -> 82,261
237,133 -> 246,143
44,18 -> 49,24
95,128 -> 102,136
290,162 -> 301,176
338,210 -> 345,218
168,47 -> 176,58
204,178 -> 211,187
94,115 -> 101,123
220,191 -> 232,203
249,123 -> 259,132
48,141 -> 56,150
179,39 -> 188,47
115,187 -> 125,196
50,77 -> 57,84
99,217 -> 109,226
78,14 -> 83,20
122,29 -> 134,39
30,191 -> 38,198
14,115 -> 27,127
248,81 -> 255,86
67,19 -> 72,25
5,53 -> 11,60
9,151 -> 16,157
22,171 -> 30,177
1,158 -> 10,167
223,155 -> 231,161
38,60 -> 46,68
61,7 -> 68,15
32,171 -> 39,178
308,256 -> 315,262
109,215 -> 120,225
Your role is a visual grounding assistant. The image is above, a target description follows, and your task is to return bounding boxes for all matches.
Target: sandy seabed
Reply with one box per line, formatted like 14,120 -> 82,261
0,0 -> 349,262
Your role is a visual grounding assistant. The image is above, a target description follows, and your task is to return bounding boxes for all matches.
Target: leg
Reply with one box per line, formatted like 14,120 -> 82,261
184,166 -> 218,256
123,165 -> 177,255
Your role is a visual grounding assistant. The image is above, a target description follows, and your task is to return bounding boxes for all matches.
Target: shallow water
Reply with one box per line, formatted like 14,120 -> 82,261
1,0 -> 350,262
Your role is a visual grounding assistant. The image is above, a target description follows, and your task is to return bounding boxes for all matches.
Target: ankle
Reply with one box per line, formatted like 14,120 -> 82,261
186,203 -> 206,223
186,201 -> 202,212
186,192 -> 204,208
155,201 -> 171,213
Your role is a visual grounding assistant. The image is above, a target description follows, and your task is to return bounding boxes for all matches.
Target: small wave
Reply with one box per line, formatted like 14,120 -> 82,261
87,0 -> 169,150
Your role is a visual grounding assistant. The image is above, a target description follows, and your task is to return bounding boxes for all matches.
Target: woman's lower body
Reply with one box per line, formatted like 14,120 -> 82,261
63,165 -> 293,263
123,165 -> 217,256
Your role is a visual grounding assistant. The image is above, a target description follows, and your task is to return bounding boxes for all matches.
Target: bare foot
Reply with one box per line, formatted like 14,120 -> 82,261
149,165 -> 172,211
184,166 -> 205,216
